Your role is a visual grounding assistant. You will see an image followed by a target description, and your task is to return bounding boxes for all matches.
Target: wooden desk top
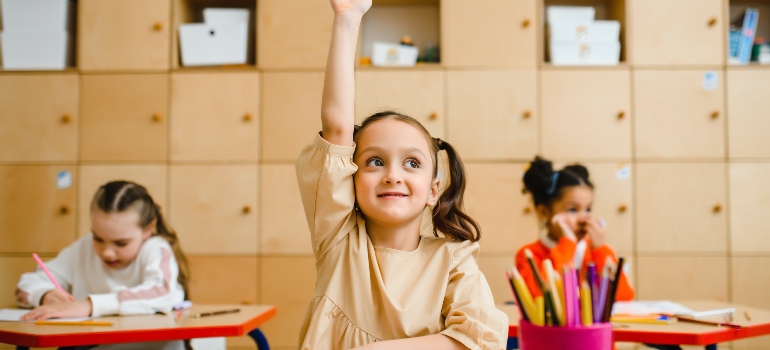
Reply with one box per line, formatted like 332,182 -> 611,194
502,300 -> 770,345
0,304 -> 276,348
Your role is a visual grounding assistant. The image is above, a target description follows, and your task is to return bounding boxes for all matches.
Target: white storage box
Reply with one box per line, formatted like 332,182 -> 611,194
550,42 -> 620,66
371,41 -> 419,67
203,8 -> 249,25
1,31 -> 71,69
549,20 -> 620,44
1,0 -> 73,32
547,6 -> 595,25
179,23 -> 248,66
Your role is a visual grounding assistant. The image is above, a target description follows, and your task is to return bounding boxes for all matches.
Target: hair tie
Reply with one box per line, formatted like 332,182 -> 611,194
546,171 -> 560,196
434,137 -> 445,150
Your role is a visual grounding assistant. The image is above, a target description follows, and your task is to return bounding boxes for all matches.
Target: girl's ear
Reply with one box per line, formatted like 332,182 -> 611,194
536,204 -> 551,222
142,219 -> 157,240
427,177 -> 440,207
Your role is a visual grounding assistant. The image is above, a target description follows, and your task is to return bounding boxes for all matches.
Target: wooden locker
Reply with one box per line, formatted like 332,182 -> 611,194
260,164 -> 313,254
257,0 -> 333,69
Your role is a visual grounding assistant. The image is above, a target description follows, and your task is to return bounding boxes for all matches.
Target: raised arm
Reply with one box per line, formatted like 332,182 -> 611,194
321,0 -> 371,146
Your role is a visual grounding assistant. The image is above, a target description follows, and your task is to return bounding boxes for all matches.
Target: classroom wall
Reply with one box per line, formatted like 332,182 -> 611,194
1,0 -> 769,349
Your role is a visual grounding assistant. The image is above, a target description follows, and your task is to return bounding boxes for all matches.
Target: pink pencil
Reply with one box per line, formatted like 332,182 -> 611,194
32,253 -> 66,293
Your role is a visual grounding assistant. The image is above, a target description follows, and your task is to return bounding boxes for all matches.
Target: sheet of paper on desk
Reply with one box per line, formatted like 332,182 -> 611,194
611,301 -> 696,316
0,308 -> 90,322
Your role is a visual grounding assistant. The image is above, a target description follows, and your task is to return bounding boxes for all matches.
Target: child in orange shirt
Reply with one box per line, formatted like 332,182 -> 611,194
514,156 -> 634,301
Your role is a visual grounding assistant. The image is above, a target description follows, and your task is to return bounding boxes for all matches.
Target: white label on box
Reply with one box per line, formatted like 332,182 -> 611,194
703,71 -> 718,90
616,164 -> 630,180
57,170 -> 72,189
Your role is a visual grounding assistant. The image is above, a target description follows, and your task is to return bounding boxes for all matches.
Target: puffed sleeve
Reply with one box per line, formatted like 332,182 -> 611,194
296,133 -> 359,258
441,241 -> 509,350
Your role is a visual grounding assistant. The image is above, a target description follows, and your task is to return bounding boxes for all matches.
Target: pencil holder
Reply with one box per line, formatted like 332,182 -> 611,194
518,320 -> 613,350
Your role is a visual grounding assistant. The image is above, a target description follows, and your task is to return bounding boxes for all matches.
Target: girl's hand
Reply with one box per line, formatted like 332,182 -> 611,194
330,0 -> 372,16
20,299 -> 92,321
41,289 -> 76,305
585,216 -> 606,250
548,213 -> 577,242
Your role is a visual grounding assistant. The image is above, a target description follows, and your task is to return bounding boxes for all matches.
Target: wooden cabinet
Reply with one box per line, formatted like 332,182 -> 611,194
260,165 -> 312,254
441,0 -> 536,68
477,255 -> 518,306
729,163 -> 770,254
732,257 -> 770,348
579,163 -> 633,253
261,72 -> 323,161
541,69 -> 632,160
727,69 -> 770,159
0,257 -> 39,306
77,165 -> 169,237
169,165 -> 258,254
636,256 -> 727,301
628,0 -> 724,66
188,256 -> 259,305
170,72 -> 260,162
634,70 -> 725,159
78,0 -> 171,70
463,163 -> 538,255
355,70 -> 445,138
259,256 -> 316,348
636,163 -> 727,254
0,166 -> 77,253
80,74 -> 168,162
446,70 -> 538,161
257,0 -> 333,69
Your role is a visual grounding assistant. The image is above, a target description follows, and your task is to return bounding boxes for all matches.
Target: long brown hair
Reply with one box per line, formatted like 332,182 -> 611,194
354,111 -> 481,242
91,181 -> 190,298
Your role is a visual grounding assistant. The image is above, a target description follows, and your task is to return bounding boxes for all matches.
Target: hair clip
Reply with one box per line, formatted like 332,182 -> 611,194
546,171 -> 560,196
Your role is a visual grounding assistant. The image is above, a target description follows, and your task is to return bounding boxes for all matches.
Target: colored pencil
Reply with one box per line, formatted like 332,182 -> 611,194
32,253 -> 66,294
511,267 -> 537,324
580,280 -> 593,326
506,267 -> 529,322
544,259 -> 563,326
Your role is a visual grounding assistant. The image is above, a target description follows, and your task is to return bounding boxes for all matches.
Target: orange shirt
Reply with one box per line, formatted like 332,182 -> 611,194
514,236 -> 634,302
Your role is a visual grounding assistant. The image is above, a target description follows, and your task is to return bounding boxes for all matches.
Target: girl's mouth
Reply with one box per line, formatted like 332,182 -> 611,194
103,260 -> 120,267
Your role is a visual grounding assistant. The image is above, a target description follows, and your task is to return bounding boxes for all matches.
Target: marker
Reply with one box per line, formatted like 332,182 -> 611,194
191,308 -> 240,318
32,253 -> 67,294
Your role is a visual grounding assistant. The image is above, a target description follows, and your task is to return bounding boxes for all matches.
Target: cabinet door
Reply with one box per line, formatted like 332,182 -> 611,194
0,166 -> 77,253
628,0 -> 724,66
636,163 -> 727,253
579,163 -> 633,253
170,72 -> 260,161
260,165 -> 312,254
727,69 -> 770,159
729,163 -> 770,254
464,163 -> 538,254
0,74 -> 78,162
78,0 -> 170,70
0,257 -> 39,305
441,0 -> 536,68
260,256 -> 316,348
169,165 -> 258,254
355,70 -> 444,138
732,257 -> 770,348
78,165 -> 168,237
634,70 -> 725,159
446,70 -> 537,161
636,256 -> 727,301
80,74 -> 168,161
541,69 -> 631,160
261,72 -> 323,162
257,0 -> 333,69
188,256 -> 259,305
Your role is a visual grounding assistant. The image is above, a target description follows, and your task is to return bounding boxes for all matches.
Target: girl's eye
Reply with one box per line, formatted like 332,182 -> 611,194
366,158 -> 384,167
116,242 -> 128,247
567,208 -> 578,213
404,159 -> 420,169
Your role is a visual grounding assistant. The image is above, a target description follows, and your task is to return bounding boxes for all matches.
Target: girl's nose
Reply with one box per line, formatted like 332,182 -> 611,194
383,168 -> 403,184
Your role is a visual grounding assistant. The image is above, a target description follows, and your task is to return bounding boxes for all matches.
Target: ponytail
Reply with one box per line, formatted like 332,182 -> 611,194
522,156 -> 593,207
431,139 -> 481,242
152,204 -> 190,299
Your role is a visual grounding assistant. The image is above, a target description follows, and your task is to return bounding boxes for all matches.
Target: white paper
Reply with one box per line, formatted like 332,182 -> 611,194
611,301 -> 697,316
0,308 -> 91,322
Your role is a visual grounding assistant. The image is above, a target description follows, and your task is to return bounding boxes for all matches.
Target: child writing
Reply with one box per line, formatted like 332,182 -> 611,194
515,156 -> 634,301
295,1 -> 508,349
15,180 -> 188,348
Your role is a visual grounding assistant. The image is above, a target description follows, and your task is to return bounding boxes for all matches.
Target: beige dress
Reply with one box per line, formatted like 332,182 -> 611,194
296,134 -> 508,350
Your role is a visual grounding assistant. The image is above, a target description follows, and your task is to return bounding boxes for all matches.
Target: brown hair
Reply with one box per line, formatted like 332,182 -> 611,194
522,156 -> 594,207
354,111 -> 481,242
91,181 -> 190,298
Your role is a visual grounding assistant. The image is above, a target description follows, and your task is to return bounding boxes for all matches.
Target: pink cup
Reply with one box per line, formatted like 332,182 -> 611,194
518,320 -> 613,350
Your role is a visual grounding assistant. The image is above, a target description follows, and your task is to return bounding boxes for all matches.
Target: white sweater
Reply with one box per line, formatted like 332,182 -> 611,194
17,235 -> 185,317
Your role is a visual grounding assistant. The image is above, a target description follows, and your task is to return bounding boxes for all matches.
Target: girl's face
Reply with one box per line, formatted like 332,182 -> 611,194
90,209 -> 153,270
539,185 -> 594,240
353,119 -> 440,228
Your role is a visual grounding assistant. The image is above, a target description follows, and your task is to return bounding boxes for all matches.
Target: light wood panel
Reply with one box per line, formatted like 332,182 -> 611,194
80,74 -> 169,162
541,69 -> 632,160
732,257 -> 770,349
477,255 -> 515,306
261,72 -> 323,161
634,69 -> 725,159
441,0 -> 536,68
0,166 -> 77,253
446,70 -> 538,161
727,69 -> 770,159
259,256 -> 316,348
636,256 -> 728,301
77,165 -> 169,237
636,163 -> 727,253
729,163 -> 770,254
257,0 -> 333,69
464,163 -> 538,255
78,0 -> 170,70
628,0 -> 724,66
355,70 -> 445,138
0,257 -> 40,308
188,256 -> 259,305
0,74 -> 78,162
169,72 -> 260,161
169,165 -> 259,254
260,165 -> 312,254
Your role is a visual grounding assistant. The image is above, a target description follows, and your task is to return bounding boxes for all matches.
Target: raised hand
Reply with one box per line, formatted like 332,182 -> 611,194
20,299 -> 92,321
330,0 -> 372,16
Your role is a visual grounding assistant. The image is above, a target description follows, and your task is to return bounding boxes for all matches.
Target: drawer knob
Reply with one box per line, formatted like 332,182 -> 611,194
152,113 -> 163,122
618,204 -> 627,213
523,206 -> 532,214
243,113 -> 253,122
59,205 -> 70,215
154,22 -> 163,31
617,111 -> 625,120
522,19 -> 531,28
713,204 -> 722,213
429,112 -> 439,120
61,114 -> 72,124
523,110 -> 532,119
708,17 -> 717,27
711,111 -> 720,119
242,205 -> 252,214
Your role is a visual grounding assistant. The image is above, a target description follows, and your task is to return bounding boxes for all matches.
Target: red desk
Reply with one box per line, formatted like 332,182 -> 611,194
0,304 -> 276,348
502,300 -> 770,349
